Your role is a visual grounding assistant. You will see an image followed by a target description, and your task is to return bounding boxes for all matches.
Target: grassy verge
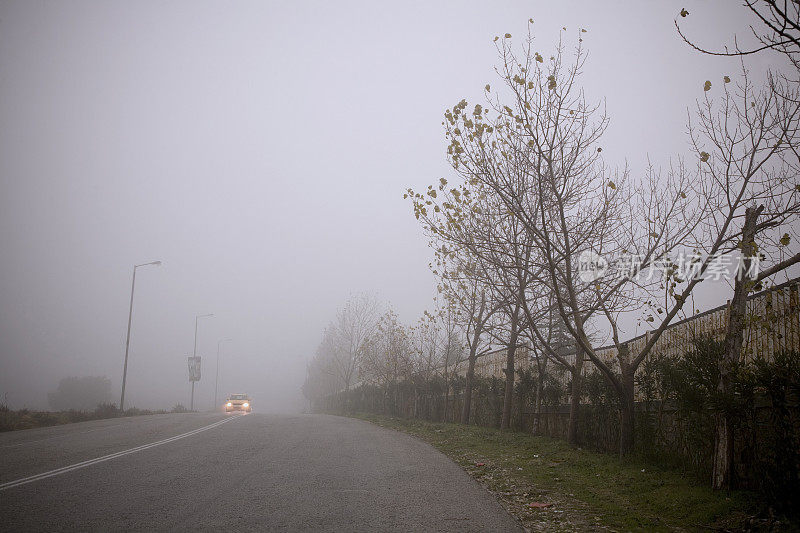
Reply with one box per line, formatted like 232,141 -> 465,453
0,403 -> 184,432
353,414 -> 787,532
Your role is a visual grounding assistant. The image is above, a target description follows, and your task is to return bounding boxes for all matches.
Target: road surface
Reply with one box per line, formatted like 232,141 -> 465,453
0,413 -> 521,531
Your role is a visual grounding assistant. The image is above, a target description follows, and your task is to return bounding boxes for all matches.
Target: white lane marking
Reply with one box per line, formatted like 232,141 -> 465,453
0,415 -> 243,491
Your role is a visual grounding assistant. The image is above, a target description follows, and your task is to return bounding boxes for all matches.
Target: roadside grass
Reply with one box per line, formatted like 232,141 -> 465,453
0,403 -> 183,432
353,414 -> 777,532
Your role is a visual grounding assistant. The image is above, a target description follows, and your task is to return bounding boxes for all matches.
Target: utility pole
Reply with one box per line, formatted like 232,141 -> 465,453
191,313 -> 213,411
214,338 -> 232,411
119,260 -> 161,411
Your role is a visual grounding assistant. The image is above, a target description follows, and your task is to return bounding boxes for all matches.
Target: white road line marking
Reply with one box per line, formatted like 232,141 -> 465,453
0,415 -> 243,491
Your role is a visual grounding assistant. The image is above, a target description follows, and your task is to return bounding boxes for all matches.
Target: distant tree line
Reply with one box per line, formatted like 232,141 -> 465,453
47,376 -> 113,411
0,375 -> 189,432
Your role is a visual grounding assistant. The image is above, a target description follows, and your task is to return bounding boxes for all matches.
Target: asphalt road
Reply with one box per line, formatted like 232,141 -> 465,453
0,413 -> 521,532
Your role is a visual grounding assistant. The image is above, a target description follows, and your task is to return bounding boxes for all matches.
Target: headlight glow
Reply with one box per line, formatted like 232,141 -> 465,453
226,402 -> 232,407
243,402 -> 249,407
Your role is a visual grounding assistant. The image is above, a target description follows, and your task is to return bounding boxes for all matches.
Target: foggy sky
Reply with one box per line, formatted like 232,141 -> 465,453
0,1 -> 781,410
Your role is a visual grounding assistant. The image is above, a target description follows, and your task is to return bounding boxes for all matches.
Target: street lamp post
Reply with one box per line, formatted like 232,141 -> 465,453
191,313 -> 214,411
214,338 -> 232,411
119,260 -> 162,412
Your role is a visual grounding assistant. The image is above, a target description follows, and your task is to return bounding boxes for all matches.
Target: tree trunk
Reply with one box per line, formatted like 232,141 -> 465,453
462,323 -> 483,425
501,311 -> 520,430
500,346 -> 515,430
533,376 -> 543,435
713,206 -> 759,489
532,355 -> 547,435
443,363 -> 450,423
619,367 -> 636,456
462,350 -> 477,424
567,350 -> 584,446
713,416 -> 735,489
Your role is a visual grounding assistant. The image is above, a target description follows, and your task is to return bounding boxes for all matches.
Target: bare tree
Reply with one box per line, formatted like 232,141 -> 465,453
435,302 -> 465,422
410,159 -> 533,430
302,343 -> 344,412
675,1 -> 800,70
435,26 -> 704,454
689,69 -> 800,488
434,255 -> 499,424
408,309 -> 442,418
302,294 -> 379,413
458,202 -> 534,430
406,183 -> 502,424
448,276 -> 497,425
409,29 -> 615,442
331,294 -> 379,406
360,308 -> 414,415
676,1 -> 800,488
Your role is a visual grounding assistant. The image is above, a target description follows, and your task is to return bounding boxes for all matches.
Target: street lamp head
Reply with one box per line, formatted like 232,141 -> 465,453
151,260 -> 162,266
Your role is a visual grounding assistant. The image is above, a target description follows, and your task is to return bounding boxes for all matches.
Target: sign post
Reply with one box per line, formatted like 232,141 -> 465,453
188,356 -> 201,410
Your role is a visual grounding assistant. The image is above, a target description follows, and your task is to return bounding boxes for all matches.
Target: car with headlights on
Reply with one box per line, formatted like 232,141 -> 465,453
224,393 -> 252,413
